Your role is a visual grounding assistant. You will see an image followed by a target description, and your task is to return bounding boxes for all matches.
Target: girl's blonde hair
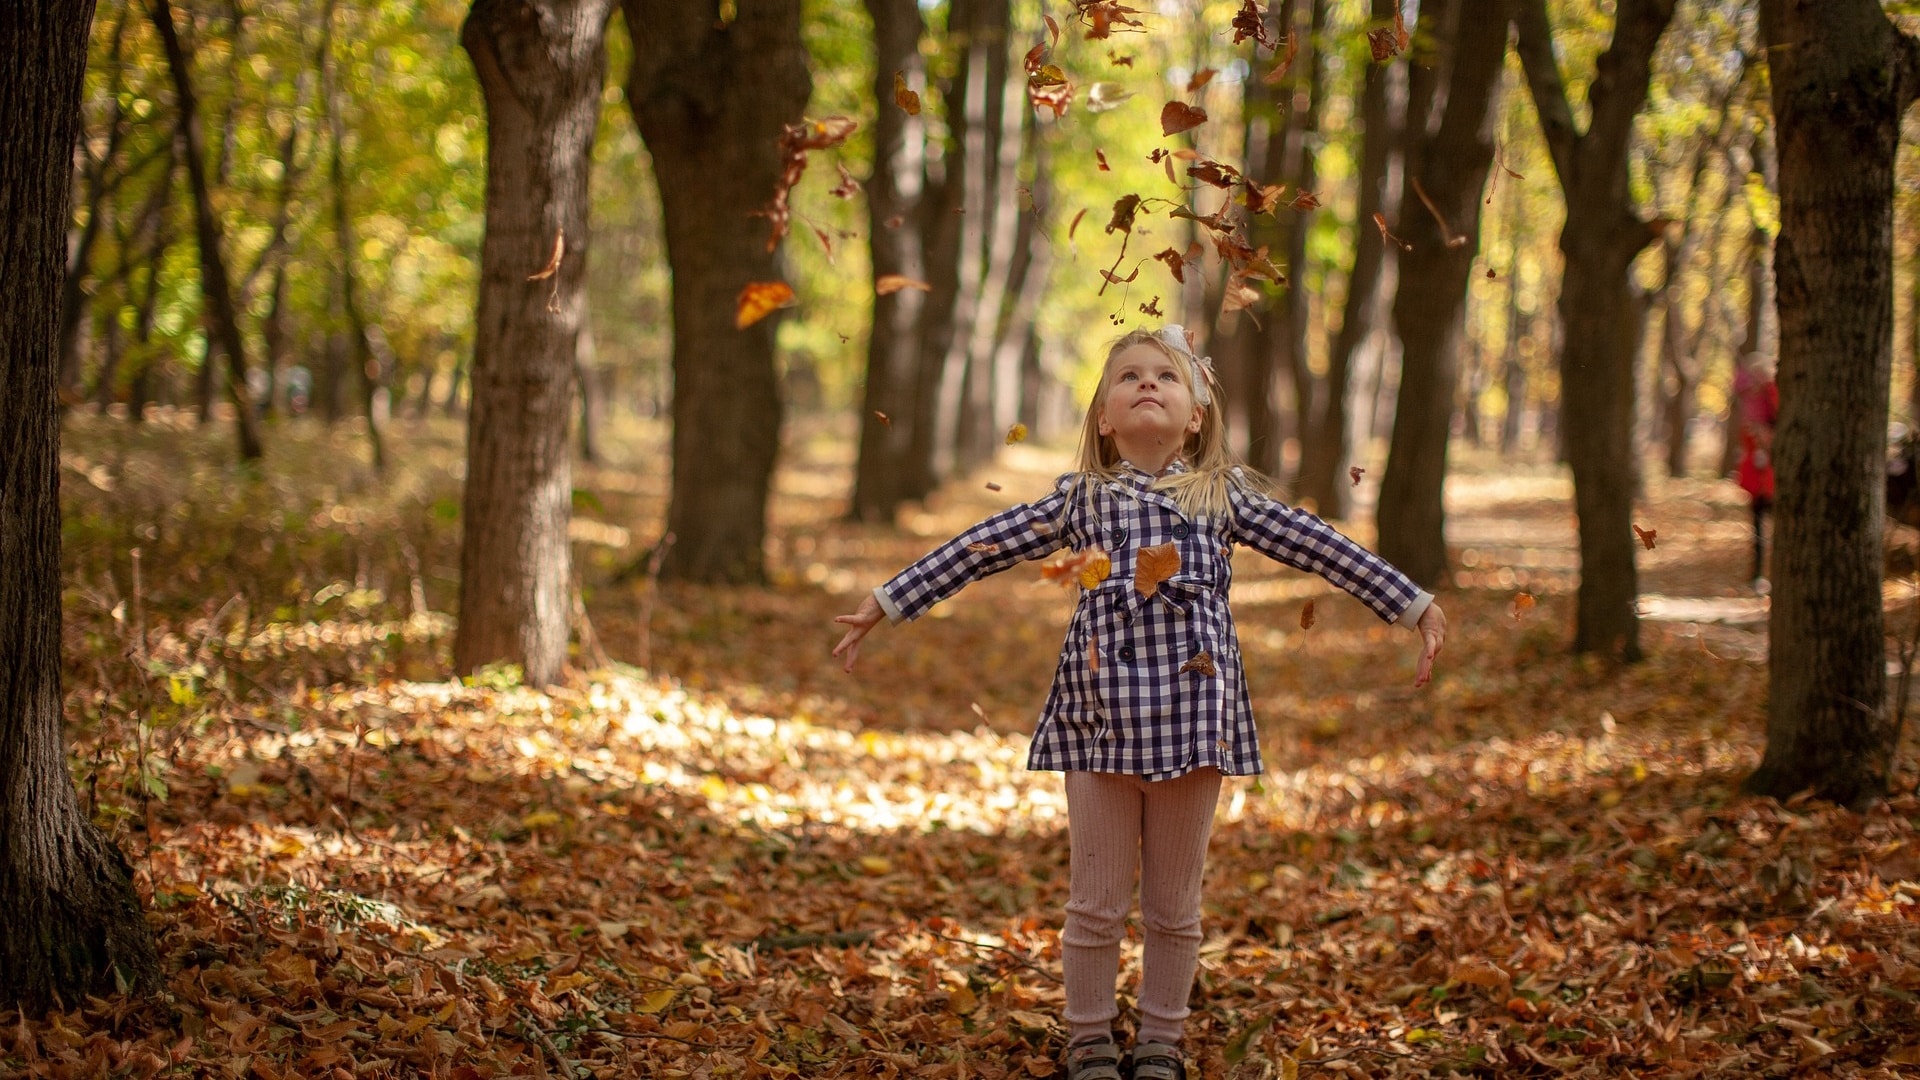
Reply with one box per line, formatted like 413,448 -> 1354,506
1072,327 -> 1270,518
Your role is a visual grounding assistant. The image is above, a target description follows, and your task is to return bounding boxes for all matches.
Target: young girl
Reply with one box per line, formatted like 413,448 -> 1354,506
831,326 -> 1447,1080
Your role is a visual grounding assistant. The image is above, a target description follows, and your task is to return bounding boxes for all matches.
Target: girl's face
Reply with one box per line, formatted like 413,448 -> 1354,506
1095,343 -> 1204,461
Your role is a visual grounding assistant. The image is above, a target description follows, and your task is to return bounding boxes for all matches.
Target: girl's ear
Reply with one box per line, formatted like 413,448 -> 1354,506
1097,405 -> 1113,437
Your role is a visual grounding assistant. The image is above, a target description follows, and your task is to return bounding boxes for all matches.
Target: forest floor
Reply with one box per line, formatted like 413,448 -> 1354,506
12,411 -> 1920,1079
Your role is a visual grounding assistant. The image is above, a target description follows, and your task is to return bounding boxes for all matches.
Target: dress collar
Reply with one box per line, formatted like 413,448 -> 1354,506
1116,458 -> 1189,483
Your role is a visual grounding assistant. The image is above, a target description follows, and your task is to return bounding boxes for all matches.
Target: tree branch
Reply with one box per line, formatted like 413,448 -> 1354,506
1508,0 -> 1578,188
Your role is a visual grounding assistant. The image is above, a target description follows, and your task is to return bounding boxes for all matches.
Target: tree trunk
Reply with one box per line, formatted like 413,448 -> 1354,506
1513,0 -> 1678,660
322,0 -> 386,471
1747,0 -> 1918,807
1375,0 -> 1506,587
454,0 -> 613,685
849,0 -> 929,522
0,0 -> 161,1015
1302,0 -> 1400,519
625,0 -> 808,583
151,0 -> 263,461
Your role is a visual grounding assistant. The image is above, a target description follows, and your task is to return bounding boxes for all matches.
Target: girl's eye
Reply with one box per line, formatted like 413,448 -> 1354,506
1119,371 -> 1138,381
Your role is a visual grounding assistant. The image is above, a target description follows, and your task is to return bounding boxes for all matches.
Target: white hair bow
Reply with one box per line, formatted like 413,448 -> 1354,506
1156,324 -> 1214,408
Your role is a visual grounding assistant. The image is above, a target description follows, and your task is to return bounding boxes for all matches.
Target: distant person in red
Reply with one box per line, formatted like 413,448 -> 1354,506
1734,353 -> 1778,594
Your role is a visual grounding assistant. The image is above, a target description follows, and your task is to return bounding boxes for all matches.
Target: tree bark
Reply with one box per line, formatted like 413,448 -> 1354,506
849,0 -> 930,522
1747,0 -> 1919,807
1301,0 -> 1399,519
150,0 -> 263,461
454,0 -> 614,685
0,0 -> 161,1015
1512,0 -> 1678,659
1375,0 -> 1507,587
625,0 -> 808,583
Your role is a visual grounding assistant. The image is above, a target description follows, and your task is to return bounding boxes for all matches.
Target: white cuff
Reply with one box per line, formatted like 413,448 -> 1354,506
1397,589 -> 1435,631
873,586 -> 906,625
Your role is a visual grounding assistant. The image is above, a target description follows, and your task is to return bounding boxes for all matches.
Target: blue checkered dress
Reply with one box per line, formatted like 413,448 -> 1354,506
874,463 -> 1431,781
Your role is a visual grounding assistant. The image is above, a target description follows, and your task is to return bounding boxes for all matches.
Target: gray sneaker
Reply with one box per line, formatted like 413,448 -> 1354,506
1128,1041 -> 1187,1080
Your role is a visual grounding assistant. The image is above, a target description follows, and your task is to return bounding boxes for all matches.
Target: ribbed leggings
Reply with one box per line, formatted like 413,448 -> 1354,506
1062,767 -> 1222,1047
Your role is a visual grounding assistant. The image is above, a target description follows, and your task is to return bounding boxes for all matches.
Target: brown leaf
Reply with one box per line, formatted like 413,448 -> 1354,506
967,542 -> 1001,553
1372,212 -> 1413,252
1220,276 -> 1261,314
876,275 -> 932,296
1411,177 -> 1468,248
1349,466 -> 1365,487
735,281 -> 794,329
1139,296 -> 1163,318
830,163 -> 862,199
1096,149 -> 1110,172
873,411 -> 891,428
1634,524 -> 1657,550
1289,189 -> 1322,212
1160,101 -> 1208,137
1367,13 -> 1410,63
1069,208 -> 1088,240
526,230 -> 565,281
1187,160 -> 1241,188
1299,599 -> 1317,630
1134,543 -> 1181,599
1231,0 -> 1276,49
1042,548 -> 1111,589
1153,247 -> 1189,285
1186,68 -> 1216,93
1109,50 -> 1135,67
984,482 -> 1002,492
1106,194 -> 1142,235
1180,650 -> 1216,677
1263,32 -> 1299,85
1511,592 -> 1536,620
1245,181 -> 1286,214
1024,41 -> 1049,73
893,72 -> 922,115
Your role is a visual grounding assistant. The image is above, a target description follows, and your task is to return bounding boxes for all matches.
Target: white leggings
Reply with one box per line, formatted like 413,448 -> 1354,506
1062,767 -> 1222,1047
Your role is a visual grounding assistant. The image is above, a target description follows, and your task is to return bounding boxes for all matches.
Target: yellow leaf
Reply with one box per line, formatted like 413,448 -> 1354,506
947,983 -> 978,1014
1406,1028 -> 1444,1044
1079,551 -> 1112,590
858,855 -> 893,876
1005,422 -> 1029,444
634,989 -> 677,1015
521,809 -> 563,829
735,281 -> 795,328
270,835 -> 306,857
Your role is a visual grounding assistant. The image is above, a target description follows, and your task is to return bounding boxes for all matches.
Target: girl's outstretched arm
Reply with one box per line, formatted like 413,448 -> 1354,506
1413,601 -> 1448,688
832,593 -> 886,673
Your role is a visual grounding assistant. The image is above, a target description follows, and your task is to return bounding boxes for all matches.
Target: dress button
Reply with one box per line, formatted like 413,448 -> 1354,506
1117,644 -> 1135,663
1109,527 -> 1128,547
1172,523 -> 1190,540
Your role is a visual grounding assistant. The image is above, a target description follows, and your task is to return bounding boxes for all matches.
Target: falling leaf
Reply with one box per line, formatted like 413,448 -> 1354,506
1042,548 -> 1111,589
1095,149 -> 1111,171
1186,68 -> 1217,93
1349,466 -> 1365,487
1099,267 -> 1139,286
876,275 -> 933,295
967,542 -> 1001,553
873,411 -> 890,427
1245,181 -> 1287,214
1069,208 -> 1088,240
735,281 -> 795,329
1031,64 -> 1068,87
758,116 -> 861,250
830,163 -> 862,199
1634,524 -> 1657,550
984,482 -> 1003,492
1106,193 -> 1142,235
1024,41 -> 1049,72
1220,276 -> 1262,313
1224,1012 -> 1276,1064
1188,160 -> 1241,188
1134,543 -> 1180,598
1005,423 -> 1028,445
1289,189 -> 1322,211
1160,101 -> 1208,137
1511,592 -> 1536,620
526,230 -> 565,281
1263,32 -> 1299,85
1139,296 -> 1163,318
1086,83 -> 1133,113
1300,599 -> 1317,630
1367,12 -> 1411,62
884,214 -> 905,229
810,223 -> 835,262
1411,178 -> 1468,248
893,71 -> 922,115
1153,247 -> 1189,285
1372,212 -> 1413,252
1180,651 -> 1217,677
1487,267 -> 1498,279
1231,0 -> 1277,49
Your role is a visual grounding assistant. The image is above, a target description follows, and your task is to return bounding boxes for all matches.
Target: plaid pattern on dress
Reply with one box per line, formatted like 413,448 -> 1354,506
877,463 -> 1425,781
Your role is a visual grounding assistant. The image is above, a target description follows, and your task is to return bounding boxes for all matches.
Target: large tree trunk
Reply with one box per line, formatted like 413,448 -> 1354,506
849,0 -> 930,523
1513,0 -> 1677,660
1747,0 -> 1918,807
151,0 -> 263,461
1374,0 -> 1506,587
626,0 -> 808,583
1301,0 -> 1399,519
321,0 -> 387,471
0,0 -> 161,1014
454,0 -> 614,685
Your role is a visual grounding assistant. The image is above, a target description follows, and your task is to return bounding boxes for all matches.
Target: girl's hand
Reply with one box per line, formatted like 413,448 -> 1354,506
1413,602 -> 1447,688
832,593 -> 886,673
